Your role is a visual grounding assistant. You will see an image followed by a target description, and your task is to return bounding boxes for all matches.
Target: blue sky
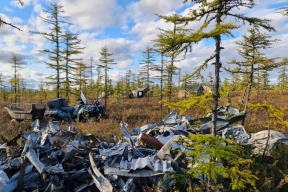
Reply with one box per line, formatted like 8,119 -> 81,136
0,0 -> 288,90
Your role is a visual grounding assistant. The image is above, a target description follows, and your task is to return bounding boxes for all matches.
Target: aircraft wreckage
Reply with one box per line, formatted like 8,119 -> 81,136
0,106 -> 288,191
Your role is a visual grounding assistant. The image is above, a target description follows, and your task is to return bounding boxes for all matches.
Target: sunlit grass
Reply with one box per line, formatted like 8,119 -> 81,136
1,90 -> 288,143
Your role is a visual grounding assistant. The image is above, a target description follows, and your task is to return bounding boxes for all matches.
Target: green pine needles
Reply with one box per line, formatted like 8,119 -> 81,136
176,134 -> 258,191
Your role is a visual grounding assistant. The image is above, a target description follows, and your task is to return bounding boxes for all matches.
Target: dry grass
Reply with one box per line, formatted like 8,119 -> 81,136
0,90 -> 288,143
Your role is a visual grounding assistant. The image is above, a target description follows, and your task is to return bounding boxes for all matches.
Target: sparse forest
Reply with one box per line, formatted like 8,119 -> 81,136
1,1 -> 288,192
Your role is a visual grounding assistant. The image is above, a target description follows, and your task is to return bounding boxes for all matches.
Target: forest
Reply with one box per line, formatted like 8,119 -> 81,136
1,0 -> 288,191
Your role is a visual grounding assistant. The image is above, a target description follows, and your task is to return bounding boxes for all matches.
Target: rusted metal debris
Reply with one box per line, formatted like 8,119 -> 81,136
0,106 -> 288,191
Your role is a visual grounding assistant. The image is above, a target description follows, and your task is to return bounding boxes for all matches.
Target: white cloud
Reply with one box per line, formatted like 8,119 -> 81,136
4,7 -> 13,13
58,0 -> 125,30
10,0 -> 42,8
126,0 -> 184,23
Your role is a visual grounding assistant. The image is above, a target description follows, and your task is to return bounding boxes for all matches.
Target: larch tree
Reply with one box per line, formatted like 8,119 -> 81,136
156,0 -> 275,136
261,70 -> 270,92
37,83 -> 47,104
224,28 -> 278,113
131,72 -> 138,91
32,3 -> 71,98
125,69 -> 135,95
153,52 -> 168,111
165,63 -> 179,102
182,134 -> 257,191
62,31 -> 85,101
98,46 -> 116,107
74,59 -> 89,94
154,18 -> 186,103
0,73 -> 8,101
88,57 -> 94,83
10,53 -> 26,103
0,73 -> 3,91
95,62 -> 104,99
139,46 -> 156,89
278,57 -> 288,94
85,57 -> 96,101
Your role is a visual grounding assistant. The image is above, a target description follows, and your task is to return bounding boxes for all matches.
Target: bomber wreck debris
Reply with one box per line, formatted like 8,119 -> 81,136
4,91 -> 106,123
1,106 -> 288,191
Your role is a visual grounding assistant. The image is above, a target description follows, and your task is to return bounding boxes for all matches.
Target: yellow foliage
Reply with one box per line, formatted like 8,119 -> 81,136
162,93 -> 213,114
248,102 -> 288,132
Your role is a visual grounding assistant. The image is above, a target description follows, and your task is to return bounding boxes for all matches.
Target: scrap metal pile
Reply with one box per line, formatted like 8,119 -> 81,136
1,106 -> 288,192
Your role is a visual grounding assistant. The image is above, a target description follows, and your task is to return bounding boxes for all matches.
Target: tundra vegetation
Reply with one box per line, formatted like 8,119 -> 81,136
1,1 -> 288,191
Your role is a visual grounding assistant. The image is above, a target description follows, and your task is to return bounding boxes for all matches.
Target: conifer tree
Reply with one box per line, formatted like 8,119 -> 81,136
153,52 -> 169,110
125,69 -> 133,94
85,57 -> 96,101
10,53 -> 26,103
62,31 -> 85,101
135,73 -> 144,89
0,73 -> 8,101
88,57 -> 94,83
156,0 -> 275,136
225,28 -> 278,112
160,53 -> 168,110
32,3 -> 71,98
95,62 -> 104,98
261,70 -> 270,91
139,46 -> 156,89
155,20 -> 185,103
180,134 -> 257,191
98,46 -> 116,107
114,78 -> 126,98
230,73 -> 241,96
164,64 -> 178,102
278,57 -> 288,94
125,69 -> 137,97
37,83 -> 47,104
0,73 -> 3,91
74,59 -> 89,93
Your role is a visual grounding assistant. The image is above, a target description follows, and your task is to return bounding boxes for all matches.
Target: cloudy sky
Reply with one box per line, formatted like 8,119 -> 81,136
0,0 -> 287,89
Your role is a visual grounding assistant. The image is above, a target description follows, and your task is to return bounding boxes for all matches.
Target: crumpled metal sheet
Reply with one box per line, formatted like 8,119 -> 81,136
248,130 -> 288,155
0,170 -> 9,192
119,155 -> 175,173
120,122 -> 145,158
24,147 -> 46,174
4,164 -> 33,192
0,106 -> 287,191
99,142 -> 129,157
222,125 -> 249,144
104,167 -> 167,177
222,126 -> 288,155
89,152 -> 113,192
0,157 -> 21,170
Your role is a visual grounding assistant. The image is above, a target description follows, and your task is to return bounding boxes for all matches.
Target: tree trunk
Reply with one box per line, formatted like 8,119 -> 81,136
212,34 -> 221,136
160,54 -> 163,111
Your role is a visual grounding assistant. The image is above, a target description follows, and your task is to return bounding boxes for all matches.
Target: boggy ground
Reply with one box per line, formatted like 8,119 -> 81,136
0,90 -> 287,143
